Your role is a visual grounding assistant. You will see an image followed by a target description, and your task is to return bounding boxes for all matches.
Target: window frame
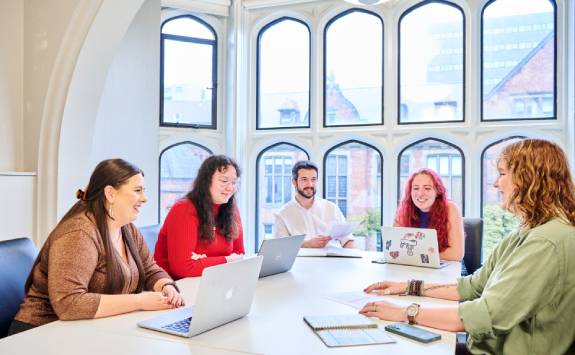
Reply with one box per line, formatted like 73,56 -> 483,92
256,16 -> 312,130
160,15 -> 218,129
254,142 -> 310,251
323,8 -> 385,128
322,139 -> 384,227
480,0 -> 557,122
397,0 -> 466,125
158,141 -> 213,222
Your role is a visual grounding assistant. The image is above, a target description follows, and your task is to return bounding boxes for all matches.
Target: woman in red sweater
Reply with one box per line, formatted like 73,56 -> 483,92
154,155 -> 244,279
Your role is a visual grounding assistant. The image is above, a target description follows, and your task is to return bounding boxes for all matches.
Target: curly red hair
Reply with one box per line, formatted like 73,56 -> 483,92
395,168 -> 450,251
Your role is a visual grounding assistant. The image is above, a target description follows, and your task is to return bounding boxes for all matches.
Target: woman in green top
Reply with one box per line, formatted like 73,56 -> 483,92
360,139 -> 575,355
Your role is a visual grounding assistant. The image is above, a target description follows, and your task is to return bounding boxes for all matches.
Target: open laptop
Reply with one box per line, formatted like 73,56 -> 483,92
258,234 -> 305,278
378,227 -> 447,268
137,255 -> 263,337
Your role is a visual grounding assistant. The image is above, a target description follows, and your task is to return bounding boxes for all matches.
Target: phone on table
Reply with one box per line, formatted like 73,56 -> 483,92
384,323 -> 441,343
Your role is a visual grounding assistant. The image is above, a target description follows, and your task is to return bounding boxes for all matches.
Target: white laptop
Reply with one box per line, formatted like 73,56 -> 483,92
258,234 -> 305,278
137,255 -> 263,337
378,227 -> 447,268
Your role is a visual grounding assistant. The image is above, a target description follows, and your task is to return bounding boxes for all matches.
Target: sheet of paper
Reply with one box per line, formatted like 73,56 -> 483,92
325,291 -> 386,310
327,221 -> 360,241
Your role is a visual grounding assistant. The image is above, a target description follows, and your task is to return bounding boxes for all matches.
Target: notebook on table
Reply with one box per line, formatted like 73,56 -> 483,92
257,234 -> 305,278
137,256 -> 263,338
378,227 -> 447,268
303,314 -> 395,347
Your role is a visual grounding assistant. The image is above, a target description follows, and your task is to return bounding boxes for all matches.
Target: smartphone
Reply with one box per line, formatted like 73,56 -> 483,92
384,323 -> 441,343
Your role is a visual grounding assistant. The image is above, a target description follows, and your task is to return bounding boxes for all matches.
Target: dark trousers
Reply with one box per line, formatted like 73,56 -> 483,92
456,332 -> 473,355
7,319 -> 36,336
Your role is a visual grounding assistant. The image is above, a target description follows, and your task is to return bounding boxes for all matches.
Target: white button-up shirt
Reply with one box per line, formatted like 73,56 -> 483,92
273,197 -> 354,246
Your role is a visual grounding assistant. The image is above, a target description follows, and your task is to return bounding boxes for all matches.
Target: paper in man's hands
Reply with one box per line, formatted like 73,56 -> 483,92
327,221 -> 360,241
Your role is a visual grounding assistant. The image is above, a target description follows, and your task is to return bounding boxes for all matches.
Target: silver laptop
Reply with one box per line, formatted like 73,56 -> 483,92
379,227 -> 447,268
137,255 -> 263,337
258,234 -> 305,278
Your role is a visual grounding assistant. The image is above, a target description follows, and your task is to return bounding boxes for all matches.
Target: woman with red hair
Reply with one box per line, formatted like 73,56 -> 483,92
394,168 -> 464,261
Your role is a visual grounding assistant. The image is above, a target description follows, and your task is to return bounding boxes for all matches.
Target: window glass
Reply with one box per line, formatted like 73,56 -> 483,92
325,141 -> 383,250
258,18 -> 310,129
159,143 -> 212,222
399,139 -> 464,211
325,10 -> 383,126
481,137 -> 524,260
482,0 -> 555,120
399,2 -> 464,123
161,16 -> 216,127
257,144 -> 309,247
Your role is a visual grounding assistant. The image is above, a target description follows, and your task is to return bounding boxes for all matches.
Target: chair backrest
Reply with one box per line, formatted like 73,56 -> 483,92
139,224 -> 161,252
0,237 -> 38,338
463,218 -> 483,274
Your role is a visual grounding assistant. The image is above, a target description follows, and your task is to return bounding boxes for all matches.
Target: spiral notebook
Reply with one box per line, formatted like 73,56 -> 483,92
303,315 -> 396,347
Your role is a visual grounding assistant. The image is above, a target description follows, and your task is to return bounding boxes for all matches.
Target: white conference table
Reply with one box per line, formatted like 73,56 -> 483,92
0,253 -> 462,355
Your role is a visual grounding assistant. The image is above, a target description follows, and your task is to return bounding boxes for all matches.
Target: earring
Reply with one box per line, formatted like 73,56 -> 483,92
108,206 -> 115,220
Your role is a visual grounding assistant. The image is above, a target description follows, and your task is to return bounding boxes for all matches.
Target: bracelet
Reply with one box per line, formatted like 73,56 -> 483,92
406,279 -> 424,296
161,281 -> 180,293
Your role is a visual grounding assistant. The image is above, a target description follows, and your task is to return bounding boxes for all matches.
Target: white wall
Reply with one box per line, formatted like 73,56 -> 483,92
0,1 -> 23,171
92,0 -> 161,226
0,174 -> 36,242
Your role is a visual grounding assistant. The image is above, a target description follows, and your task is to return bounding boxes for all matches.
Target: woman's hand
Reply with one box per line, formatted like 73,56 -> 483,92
161,285 -> 185,308
359,300 -> 406,322
363,281 -> 407,295
225,253 -> 244,262
136,292 -> 174,311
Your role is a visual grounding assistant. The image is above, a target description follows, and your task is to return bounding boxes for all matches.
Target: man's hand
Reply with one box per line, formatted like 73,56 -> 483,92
302,235 -> 331,248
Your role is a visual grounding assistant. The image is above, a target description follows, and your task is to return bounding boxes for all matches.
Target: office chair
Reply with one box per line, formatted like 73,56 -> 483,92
0,237 -> 38,338
139,224 -> 161,252
463,218 -> 483,274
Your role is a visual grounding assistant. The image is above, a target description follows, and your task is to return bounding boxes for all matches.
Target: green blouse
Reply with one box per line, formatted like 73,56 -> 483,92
457,218 -> 575,355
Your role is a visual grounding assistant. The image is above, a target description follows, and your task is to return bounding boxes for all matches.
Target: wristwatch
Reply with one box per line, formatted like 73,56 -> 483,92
406,303 -> 420,324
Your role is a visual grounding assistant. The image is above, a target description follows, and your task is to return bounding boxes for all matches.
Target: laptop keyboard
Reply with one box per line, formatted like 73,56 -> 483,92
162,317 -> 192,333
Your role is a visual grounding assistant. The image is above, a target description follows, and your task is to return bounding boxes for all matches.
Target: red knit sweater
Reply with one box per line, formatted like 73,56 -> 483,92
154,199 -> 244,279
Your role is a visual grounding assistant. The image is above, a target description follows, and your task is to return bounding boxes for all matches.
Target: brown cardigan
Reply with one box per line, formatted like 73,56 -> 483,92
15,213 -> 170,326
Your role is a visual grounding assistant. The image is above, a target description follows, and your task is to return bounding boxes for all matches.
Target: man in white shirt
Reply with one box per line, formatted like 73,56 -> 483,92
274,160 -> 355,249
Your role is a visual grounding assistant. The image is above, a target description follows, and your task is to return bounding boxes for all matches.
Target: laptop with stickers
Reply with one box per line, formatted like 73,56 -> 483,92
137,256 -> 263,337
378,227 -> 447,268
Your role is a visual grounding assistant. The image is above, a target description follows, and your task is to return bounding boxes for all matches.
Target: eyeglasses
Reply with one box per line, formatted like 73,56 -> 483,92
297,177 -> 317,184
217,178 -> 239,188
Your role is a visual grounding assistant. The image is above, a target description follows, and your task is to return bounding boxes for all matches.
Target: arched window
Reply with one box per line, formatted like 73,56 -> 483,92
480,136 -> 524,260
397,138 -> 464,211
159,142 -> 212,222
255,143 -> 309,248
481,0 -> 556,120
324,9 -> 383,127
257,17 -> 310,129
161,16 -> 217,128
324,140 -> 383,250
399,1 -> 465,124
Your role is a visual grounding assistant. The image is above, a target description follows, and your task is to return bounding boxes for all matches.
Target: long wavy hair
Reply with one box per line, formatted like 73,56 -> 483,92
186,155 -> 241,243
499,139 -> 575,228
395,168 -> 450,251
26,159 -> 147,294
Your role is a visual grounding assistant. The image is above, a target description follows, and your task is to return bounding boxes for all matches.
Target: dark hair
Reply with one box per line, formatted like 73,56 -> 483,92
395,168 -> 450,252
291,160 -> 318,180
26,159 -> 147,294
186,155 -> 241,243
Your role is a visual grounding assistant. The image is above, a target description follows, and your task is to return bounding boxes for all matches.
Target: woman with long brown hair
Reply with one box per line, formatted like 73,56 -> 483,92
9,159 -> 183,335
360,139 -> 575,354
154,155 -> 244,279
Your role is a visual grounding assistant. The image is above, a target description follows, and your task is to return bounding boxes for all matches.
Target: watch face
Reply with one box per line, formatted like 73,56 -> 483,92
407,304 -> 419,316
